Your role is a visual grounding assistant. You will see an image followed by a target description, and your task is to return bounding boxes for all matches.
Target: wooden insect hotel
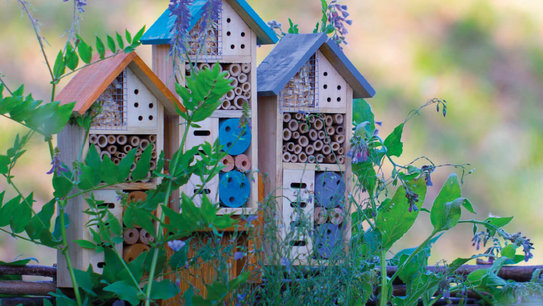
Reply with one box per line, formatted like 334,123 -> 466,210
55,51 -> 181,287
257,33 -> 375,262
141,0 -> 277,213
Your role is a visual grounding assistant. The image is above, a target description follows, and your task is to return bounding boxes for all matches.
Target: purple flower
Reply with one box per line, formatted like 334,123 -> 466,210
63,0 -> 87,13
234,251 -> 245,260
347,139 -> 369,164
199,0 -> 222,37
168,0 -> 193,58
280,257 -> 291,273
47,153 -> 69,176
326,0 -> 352,47
167,240 -> 186,252
405,188 -> 419,212
243,214 -> 258,227
267,20 -> 285,37
421,165 -> 435,186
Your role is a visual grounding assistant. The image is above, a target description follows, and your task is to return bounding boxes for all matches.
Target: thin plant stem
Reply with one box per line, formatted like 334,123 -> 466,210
379,249 -> 388,306
145,117 -> 191,306
59,204 -> 83,306
0,74 -> 13,94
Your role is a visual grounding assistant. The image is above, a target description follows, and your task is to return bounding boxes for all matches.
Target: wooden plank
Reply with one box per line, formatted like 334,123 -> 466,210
227,0 -> 278,45
248,29 -> 259,211
222,1 -> 252,57
282,163 -> 345,172
320,40 -> 376,99
317,50 -> 348,111
257,96 -> 278,198
343,86 -> 354,250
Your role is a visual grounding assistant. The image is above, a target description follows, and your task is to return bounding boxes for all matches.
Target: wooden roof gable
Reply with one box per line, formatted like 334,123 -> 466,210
56,52 -> 182,115
257,33 -> 376,99
140,0 -> 278,45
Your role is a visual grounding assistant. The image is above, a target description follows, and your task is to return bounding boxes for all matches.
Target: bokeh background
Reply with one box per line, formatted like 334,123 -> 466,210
0,0 -> 541,266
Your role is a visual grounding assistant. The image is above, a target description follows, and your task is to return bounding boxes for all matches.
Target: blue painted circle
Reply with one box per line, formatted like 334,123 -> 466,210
314,172 -> 346,208
219,118 -> 251,155
314,223 -> 341,259
219,171 -> 250,208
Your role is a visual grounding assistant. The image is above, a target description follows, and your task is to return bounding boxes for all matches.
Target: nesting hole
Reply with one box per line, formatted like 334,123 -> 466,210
134,89 -> 139,95
226,17 -> 231,23
138,116 -> 143,121
194,130 -> 211,136
290,182 -> 307,189
148,115 -> 154,121
227,31 -> 231,36
134,102 -> 139,108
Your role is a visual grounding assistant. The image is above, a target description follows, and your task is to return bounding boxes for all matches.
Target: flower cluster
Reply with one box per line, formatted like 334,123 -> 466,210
168,0 -> 193,59
267,20 -> 286,37
405,188 -> 419,212
326,0 -> 352,46
63,0 -> 87,13
167,239 -> 186,252
199,0 -> 222,37
47,152 -> 69,176
509,232 -> 535,262
347,137 -> 369,164
421,165 -> 435,186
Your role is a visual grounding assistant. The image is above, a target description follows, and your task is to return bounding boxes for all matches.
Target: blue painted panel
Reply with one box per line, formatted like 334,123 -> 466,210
257,33 -> 328,96
141,0 -> 277,45
219,171 -> 250,207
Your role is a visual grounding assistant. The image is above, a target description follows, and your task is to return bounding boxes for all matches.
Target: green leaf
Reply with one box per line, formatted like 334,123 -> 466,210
75,239 -> 97,249
132,26 -> 146,44
125,29 -> 132,44
96,37 -> 106,59
169,246 -> 188,270
119,148 -> 137,181
143,280 -> 180,300
201,195 -> 216,224
103,280 -> 141,305
123,206 -> 155,235
53,50 -> 66,78
0,257 -> 37,266
11,193 -> 33,233
132,145 -> 152,181
0,155 -> 9,174
430,174 -> 462,232
74,268 -> 97,296
376,178 -> 427,250
53,174 -> 74,198
116,32 -> 125,49
65,43 -> 79,70
501,244 -> 517,259
353,99 -> 375,127
484,216 -> 513,228
25,199 -> 55,240
384,123 -> 404,157
107,35 -> 117,53
78,164 -> 101,190
77,37 -> 93,64
100,156 -> 120,185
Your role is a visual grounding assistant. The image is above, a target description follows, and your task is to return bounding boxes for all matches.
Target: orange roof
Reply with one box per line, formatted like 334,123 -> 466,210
56,52 -> 184,115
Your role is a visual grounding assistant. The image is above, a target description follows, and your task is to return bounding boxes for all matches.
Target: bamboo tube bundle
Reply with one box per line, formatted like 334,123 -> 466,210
198,63 -> 211,71
229,77 -> 239,89
241,82 -> 251,93
334,114 -> 344,125
338,148 -> 344,155
294,145 -> 303,155
325,154 -> 336,164
283,129 -> 292,141
283,113 -> 291,122
234,87 -> 243,97
234,96 -> 247,109
235,154 -> 251,172
333,135 -> 345,144
298,152 -> 308,163
292,131 -> 300,140
107,145 -> 117,155
220,100 -> 232,110
221,155 -> 235,172
337,155 -> 345,164
115,152 -> 126,159
318,130 -> 326,140
283,152 -> 292,162
116,135 -> 127,145
331,142 -> 341,152
336,126 -> 344,135
237,73 -> 248,84
314,140 -> 324,151
123,145 -> 132,154
298,136 -> 309,147
149,134 -> 156,143
283,144 -> 288,152
151,151 -> 158,160
89,134 -> 98,144
299,123 -> 309,133
308,130 -> 318,141
228,64 -> 241,76
123,228 -> 140,245
322,145 -> 332,155
211,63 -> 222,73
112,158 -> 121,165
287,142 -> 295,152
324,115 -> 334,127
294,113 -> 304,121
241,63 -> 250,74
129,136 -> 140,147
107,135 -> 116,144
140,229 -> 155,245
287,119 -> 299,131
243,91 -> 251,100
305,144 -> 315,155
316,154 -> 325,163
290,154 -> 298,163
149,160 -> 156,171
326,126 -> 335,136
225,90 -> 235,101
313,118 -> 324,130
97,135 -> 108,148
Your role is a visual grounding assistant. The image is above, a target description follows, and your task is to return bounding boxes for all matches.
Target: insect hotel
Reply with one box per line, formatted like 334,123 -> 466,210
55,52 -> 182,287
141,0 -> 277,214
257,33 -> 375,262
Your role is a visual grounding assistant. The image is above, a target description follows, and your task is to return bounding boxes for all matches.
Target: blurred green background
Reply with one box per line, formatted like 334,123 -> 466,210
0,0 -> 541,266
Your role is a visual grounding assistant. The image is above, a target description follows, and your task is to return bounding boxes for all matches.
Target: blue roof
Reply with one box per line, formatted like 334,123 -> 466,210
257,33 -> 376,99
141,0 -> 278,45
